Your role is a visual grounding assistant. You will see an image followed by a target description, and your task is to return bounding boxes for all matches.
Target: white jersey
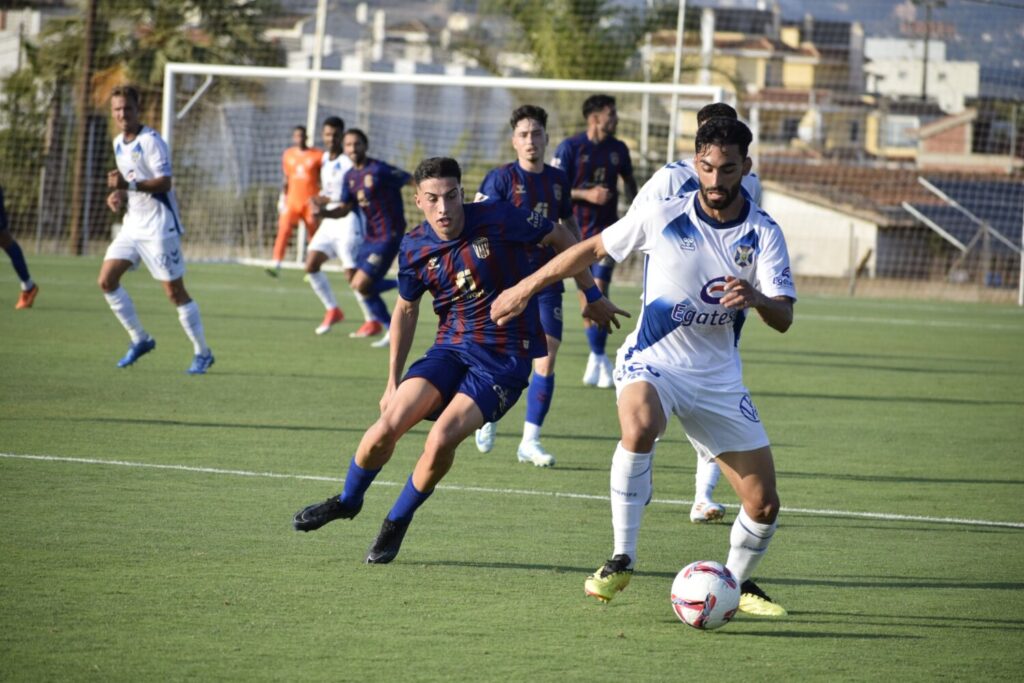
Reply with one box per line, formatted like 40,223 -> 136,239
320,150 -> 353,209
630,159 -> 762,211
602,192 -> 796,380
113,126 -> 183,238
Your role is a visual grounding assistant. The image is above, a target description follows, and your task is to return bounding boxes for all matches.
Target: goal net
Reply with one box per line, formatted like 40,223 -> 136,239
162,62 -> 725,279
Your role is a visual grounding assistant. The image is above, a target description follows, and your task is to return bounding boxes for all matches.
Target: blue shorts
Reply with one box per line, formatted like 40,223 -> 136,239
356,238 -> 401,282
536,288 -> 563,341
404,344 -> 532,423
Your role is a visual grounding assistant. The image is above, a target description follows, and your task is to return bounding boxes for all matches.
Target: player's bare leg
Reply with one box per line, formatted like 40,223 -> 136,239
717,447 -> 787,616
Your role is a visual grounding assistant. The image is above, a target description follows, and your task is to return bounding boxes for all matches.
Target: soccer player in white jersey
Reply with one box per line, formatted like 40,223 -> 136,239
492,117 -> 795,617
630,103 -> 762,526
305,116 -> 369,335
99,85 -> 214,374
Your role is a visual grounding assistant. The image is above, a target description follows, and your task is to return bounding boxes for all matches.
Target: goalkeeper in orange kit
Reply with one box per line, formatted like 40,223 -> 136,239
267,125 -> 322,276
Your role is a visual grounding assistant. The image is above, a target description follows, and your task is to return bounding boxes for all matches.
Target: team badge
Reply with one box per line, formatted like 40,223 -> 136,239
472,237 -> 490,260
363,174 -> 374,189
553,185 -> 562,201
610,152 -> 620,166
131,144 -> 143,164
427,256 -> 440,270
734,244 -> 755,267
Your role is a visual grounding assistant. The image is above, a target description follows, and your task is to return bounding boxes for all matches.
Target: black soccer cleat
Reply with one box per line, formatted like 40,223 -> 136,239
738,579 -> 788,616
364,518 -> 410,564
292,495 -> 362,532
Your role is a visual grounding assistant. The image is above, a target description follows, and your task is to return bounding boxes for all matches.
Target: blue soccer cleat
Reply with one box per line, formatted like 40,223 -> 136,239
117,337 -> 156,368
187,350 -> 215,375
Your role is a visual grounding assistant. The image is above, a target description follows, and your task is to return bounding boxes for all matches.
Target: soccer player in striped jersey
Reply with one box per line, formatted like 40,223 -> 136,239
552,94 -> 637,389
292,157 -> 625,564
99,85 -> 213,374
630,102 -> 763,526
0,184 -> 38,309
317,129 -> 412,348
304,116 -> 369,335
492,118 -> 793,617
472,104 -> 583,467
267,125 -> 321,276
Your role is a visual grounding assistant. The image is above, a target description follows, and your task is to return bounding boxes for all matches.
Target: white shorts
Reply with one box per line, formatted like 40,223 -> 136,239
104,230 -> 186,282
309,214 -> 363,270
613,354 -> 770,462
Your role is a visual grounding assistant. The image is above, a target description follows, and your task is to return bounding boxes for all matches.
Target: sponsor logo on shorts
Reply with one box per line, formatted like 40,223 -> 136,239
156,249 -> 182,269
472,237 -> 490,259
671,299 -> 736,327
492,384 -> 511,413
617,361 -> 661,382
772,266 -> 793,287
739,394 -> 760,422
367,253 -> 381,266
553,306 -> 562,321
699,277 -> 729,305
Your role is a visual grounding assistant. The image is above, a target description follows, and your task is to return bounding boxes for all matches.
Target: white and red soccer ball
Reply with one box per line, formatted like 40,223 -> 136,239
670,561 -> 740,630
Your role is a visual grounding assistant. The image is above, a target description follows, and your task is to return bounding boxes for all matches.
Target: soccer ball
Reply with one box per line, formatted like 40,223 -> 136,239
670,561 -> 740,630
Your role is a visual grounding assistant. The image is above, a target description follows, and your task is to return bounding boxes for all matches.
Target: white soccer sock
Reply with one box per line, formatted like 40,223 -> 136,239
610,442 -> 654,567
307,271 -> 338,310
21,278 -> 35,291
695,456 -> 722,503
355,292 -> 372,322
176,300 -> 209,355
725,507 -> 777,583
104,287 -> 148,344
522,422 -> 541,443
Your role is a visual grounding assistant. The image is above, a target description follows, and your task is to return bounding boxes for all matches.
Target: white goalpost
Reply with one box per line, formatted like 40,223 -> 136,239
160,61 -> 726,269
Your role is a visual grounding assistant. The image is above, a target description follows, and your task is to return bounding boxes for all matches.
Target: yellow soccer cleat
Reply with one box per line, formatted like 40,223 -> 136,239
584,554 -> 633,603
738,579 -> 788,616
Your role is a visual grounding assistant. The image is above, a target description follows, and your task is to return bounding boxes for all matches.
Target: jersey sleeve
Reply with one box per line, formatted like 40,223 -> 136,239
744,172 -> 764,206
551,139 -> 572,173
397,241 -> 427,302
618,142 -> 634,179
340,169 -> 354,204
599,205 -> 657,263
144,133 -> 173,178
477,168 -> 506,202
383,163 -> 412,189
753,212 -> 797,301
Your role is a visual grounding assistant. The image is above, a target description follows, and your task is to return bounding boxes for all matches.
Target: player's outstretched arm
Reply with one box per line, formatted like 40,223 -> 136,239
719,276 -> 793,333
542,222 -> 628,333
319,201 -> 354,220
380,296 -> 420,414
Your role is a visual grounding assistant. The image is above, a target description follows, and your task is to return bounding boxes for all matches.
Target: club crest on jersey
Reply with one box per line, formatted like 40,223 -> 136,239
553,185 -> 562,201
610,152 -> 620,166
427,256 -> 440,270
734,244 -> 755,267
363,174 -> 374,189
699,277 -> 729,304
472,237 -> 490,260
130,144 -> 143,163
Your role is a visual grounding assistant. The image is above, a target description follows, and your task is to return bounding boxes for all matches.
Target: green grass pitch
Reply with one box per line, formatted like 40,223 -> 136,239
2,256 -> 1023,681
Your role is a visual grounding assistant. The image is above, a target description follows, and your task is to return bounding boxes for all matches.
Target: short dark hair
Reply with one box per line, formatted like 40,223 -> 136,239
696,102 -> 737,127
323,116 -> 345,131
694,117 -> 753,158
111,84 -> 141,107
293,125 -> 307,136
343,128 -> 368,146
510,104 -> 548,130
414,157 -> 462,185
582,94 -> 616,119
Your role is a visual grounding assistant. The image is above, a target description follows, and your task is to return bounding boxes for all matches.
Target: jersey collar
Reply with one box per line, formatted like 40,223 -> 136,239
693,195 -> 750,230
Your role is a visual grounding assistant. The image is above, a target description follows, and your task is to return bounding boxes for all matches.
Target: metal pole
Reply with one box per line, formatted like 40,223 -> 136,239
1018,198 -> 1023,307
68,0 -> 97,255
306,0 -> 328,144
921,3 -> 931,101
667,0 -> 688,162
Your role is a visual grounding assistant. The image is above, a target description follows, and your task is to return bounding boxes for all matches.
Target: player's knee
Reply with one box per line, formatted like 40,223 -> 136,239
619,420 -> 659,453
97,274 -> 118,293
745,494 -> 780,524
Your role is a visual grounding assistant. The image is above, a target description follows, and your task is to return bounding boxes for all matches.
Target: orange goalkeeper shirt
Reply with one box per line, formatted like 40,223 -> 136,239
282,146 -> 323,211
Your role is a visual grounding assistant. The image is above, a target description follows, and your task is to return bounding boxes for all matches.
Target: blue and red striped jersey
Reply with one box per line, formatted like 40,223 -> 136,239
341,159 -> 411,243
398,201 -> 555,358
551,132 -> 633,239
477,162 -> 572,295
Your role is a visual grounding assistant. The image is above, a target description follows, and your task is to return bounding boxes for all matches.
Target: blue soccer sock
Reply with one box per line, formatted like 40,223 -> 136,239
3,239 -> 32,285
339,457 -> 382,506
364,294 -> 391,326
386,475 -> 433,524
586,325 -> 608,355
524,373 -> 555,428
376,278 -> 397,294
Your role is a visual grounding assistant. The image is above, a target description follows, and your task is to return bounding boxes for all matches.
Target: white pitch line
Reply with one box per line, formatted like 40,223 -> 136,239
3,452 -> 1023,530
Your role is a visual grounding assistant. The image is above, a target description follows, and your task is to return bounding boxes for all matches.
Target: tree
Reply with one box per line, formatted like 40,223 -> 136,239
3,0 -> 284,253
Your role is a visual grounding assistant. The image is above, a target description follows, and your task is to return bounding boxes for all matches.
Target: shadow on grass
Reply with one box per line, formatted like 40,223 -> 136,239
756,390 -> 1024,408
777,470 -> 1024,486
